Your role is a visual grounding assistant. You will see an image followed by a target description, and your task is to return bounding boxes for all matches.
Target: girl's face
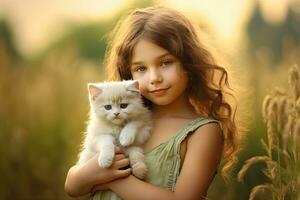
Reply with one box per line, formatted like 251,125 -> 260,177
130,38 -> 189,106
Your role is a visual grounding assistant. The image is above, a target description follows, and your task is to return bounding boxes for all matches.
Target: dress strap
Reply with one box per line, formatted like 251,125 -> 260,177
174,117 -> 224,151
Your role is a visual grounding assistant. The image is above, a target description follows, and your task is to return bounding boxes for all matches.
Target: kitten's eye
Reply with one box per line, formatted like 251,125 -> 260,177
104,105 -> 112,110
120,103 -> 128,109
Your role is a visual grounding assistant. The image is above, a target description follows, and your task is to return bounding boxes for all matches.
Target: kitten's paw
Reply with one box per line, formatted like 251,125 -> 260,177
132,162 -> 147,180
119,130 -> 135,147
98,153 -> 114,168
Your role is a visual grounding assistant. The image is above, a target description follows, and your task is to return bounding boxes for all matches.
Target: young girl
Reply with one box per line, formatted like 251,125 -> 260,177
65,6 -> 240,200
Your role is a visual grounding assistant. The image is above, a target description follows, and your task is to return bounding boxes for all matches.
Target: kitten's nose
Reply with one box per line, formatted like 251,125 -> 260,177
114,112 -> 120,117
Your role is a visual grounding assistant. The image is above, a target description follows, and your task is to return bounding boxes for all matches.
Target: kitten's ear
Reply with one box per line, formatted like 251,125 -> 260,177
126,80 -> 140,93
88,83 -> 102,101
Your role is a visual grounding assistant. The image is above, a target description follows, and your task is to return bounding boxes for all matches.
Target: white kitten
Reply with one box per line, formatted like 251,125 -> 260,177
78,80 -> 152,182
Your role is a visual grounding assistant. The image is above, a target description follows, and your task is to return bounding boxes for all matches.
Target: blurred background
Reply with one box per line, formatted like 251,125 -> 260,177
0,0 -> 299,199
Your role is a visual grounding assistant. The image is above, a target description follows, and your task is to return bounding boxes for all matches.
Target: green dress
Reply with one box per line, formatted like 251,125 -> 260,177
91,117 -> 222,200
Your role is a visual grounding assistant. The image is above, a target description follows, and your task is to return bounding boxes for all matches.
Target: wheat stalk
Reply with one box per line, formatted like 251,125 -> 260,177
289,65 -> 300,102
262,96 -> 277,153
238,65 -> 300,200
249,184 -> 277,200
237,156 -> 273,183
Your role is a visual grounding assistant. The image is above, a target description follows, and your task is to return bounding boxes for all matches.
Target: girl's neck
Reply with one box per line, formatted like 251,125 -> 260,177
152,93 -> 198,119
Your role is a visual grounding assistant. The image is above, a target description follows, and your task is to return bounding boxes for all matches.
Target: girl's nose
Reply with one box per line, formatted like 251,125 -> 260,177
149,68 -> 163,85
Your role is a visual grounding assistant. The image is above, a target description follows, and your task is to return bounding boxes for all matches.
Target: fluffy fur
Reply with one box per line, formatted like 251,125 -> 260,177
78,80 -> 152,182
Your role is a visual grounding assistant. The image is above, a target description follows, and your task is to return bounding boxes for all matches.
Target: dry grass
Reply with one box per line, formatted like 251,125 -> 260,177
0,44 -> 104,199
237,65 -> 300,200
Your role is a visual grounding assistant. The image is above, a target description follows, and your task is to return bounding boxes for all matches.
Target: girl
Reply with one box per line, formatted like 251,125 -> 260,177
65,6 -> 240,200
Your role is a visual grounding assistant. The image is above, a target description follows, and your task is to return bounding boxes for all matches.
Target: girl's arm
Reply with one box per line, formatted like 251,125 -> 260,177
108,123 -> 223,200
64,147 -> 131,197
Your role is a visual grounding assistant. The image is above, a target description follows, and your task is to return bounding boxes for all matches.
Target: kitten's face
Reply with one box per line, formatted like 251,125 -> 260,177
88,81 -> 142,125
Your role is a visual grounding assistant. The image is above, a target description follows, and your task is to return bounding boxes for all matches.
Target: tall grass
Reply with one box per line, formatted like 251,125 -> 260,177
0,45 -> 103,199
237,65 -> 300,200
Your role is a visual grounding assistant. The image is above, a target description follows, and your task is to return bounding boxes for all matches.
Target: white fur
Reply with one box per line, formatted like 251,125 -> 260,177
77,80 -> 152,199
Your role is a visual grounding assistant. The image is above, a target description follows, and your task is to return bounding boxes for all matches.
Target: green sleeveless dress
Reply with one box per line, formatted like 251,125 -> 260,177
91,117 -> 222,200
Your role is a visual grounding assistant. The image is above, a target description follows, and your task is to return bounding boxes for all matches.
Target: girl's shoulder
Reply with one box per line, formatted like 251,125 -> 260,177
185,116 -> 224,154
166,116 -> 223,152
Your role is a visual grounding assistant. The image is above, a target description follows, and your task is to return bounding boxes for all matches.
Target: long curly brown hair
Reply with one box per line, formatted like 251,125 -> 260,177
104,6 -> 240,180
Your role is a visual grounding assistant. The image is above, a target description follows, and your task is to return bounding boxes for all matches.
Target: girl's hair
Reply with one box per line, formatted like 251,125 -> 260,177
104,6 -> 240,180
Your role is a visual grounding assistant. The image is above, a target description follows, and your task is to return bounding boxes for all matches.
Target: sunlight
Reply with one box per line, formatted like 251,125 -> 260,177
62,0 -> 128,21
259,0 -> 290,24
0,0 -> 294,57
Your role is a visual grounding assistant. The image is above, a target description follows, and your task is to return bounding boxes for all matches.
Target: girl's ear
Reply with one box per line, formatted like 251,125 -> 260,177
126,80 -> 140,93
88,83 -> 102,101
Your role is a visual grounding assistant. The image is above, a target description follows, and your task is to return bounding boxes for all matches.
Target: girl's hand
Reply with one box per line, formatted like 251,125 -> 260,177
65,147 -> 131,197
100,148 -> 132,183
90,150 -> 132,193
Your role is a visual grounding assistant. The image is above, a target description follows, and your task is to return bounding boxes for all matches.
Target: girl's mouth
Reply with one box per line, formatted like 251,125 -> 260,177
149,87 -> 170,96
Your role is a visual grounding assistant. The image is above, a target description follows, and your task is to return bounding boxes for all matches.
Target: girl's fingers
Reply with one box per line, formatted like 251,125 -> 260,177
115,146 -> 123,154
114,158 -> 130,169
114,154 -> 126,161
114,168 -> 131,178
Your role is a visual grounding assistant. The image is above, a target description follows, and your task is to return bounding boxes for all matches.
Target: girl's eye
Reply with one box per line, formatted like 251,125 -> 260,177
104,105 -> 112,110
135,66 -> 146,72
161,60 -> 173,66
120,103 -> 128,109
